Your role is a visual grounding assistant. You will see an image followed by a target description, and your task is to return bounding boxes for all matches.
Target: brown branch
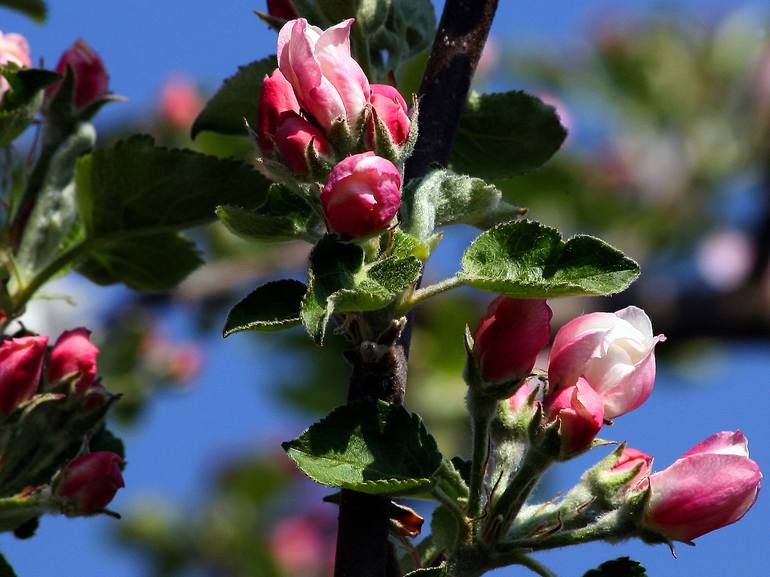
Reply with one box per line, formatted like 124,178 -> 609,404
334,2 -> 499,576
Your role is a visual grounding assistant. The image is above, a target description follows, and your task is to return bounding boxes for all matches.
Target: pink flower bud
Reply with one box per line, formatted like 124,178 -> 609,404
0,336 -> 47,414
508,381 -> 539,414
47,39 -> 109,108
369,84 -> 410,145
610,447 -> 652,490
321,152 -> 401,237
277,18 -> 369,131
544,377 -> 604,458
643,431 -> 761,542
267,0 -> 298,20
274,112 -> 332,174
548,306 -> 664,419
269,516 -> 325,575
473,297 -> 552,383
257,69 -> 300,155
158,76 -> 203,130
0,31 -> 32,101
47,328 -> 99,392
56,451 -> 124,515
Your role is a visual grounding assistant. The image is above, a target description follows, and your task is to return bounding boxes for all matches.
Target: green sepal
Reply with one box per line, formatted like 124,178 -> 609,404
0,66 -> 59,146
0,0 -> 46,21
282,400 -> 443,496
223,279 -> 307,336
460,220 -> 640,298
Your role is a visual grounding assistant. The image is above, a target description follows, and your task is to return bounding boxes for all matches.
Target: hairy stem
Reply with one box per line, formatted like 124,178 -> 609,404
334,1 -> 499,575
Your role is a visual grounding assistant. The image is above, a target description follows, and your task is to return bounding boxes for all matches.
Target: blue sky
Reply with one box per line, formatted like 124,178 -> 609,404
1,1 -> 768,576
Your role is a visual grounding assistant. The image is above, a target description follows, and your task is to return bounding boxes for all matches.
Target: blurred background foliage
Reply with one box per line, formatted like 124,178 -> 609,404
11,4 -> 770,577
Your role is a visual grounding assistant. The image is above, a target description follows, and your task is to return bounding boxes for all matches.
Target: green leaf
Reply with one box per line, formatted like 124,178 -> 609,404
191,56 -> 276,138
77,232 -> 203,291
0,0 -> 46,21
75,135 -> 269,236
460,220 -> 640,298
282,400 -> 444,495
0,66 -> 59,145
0,553 -> 18,577
217,184 -> 319,243
14,122 -> 95,285
431,505 -> 460,555
405,567 -> 447,577
223,279 -> 307,336
582,557 -> 648,577
300,236 -> 422,343
401,168 -> 525,239
451,91 -> 567,180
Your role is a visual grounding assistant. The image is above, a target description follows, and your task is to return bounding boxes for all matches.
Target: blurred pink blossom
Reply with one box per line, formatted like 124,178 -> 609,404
696,230 -> 754,291
158,75 -> 203,130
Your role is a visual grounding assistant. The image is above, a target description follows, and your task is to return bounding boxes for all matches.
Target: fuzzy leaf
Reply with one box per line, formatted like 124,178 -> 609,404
14,122 -> 94,284
282,400 -> 443,495
0,0 -> 46,21
78,232 -> 203,291
582,557 -> 648,577
451,91 -> 567,180
75,135 -> 269,236
224,279 -> 307,336
217,184 -> 318,243
301,235 -> 422,343
402,168 -> 525,239
461,220 -> 640,297
191,56 -> 277,138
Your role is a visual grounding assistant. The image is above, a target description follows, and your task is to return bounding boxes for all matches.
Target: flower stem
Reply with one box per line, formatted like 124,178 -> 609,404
397,275 -> 464,314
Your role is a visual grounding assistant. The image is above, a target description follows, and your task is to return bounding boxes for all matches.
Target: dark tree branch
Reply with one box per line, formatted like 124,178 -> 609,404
334,2 -> 499,576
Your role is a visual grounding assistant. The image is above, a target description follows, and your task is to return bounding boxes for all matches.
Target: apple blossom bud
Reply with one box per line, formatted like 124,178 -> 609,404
267,0 -> 298,20
321,152 -> 401,237
0,31 -> 32,101
0,336 -> 48,414
473,297 -> 552,384
274,112 -> 332,174
47,327 -> 99,392
369,84 -> 410,145
158,76 -> 203,130
269,516 -> 325,575
277,18 -> 369,131
257,69 -> 301,155
56,451 -> 124,516
544,377 -> 604,459
47,39 -> 109,108
548,306 -> 664,419
642,431 -> 762,542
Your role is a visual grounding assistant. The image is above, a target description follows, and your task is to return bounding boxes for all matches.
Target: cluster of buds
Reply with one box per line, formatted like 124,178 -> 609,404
0,328 -> 124,518
468,298 -> 761,543
255,18 -> 414,238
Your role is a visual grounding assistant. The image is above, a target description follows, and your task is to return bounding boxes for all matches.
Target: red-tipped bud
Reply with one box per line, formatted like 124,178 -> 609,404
0,336 -> 47,414
610,447 -> 652,490
369,84 -> 410,145
267,0 -> 298,20
472,297 -> 552,383
643,431 -> 762,542
47,39 -> 109,108
274,112 -> 332,174
321,152 -> 401,237
56,451 -> 124,516
47,327 -> 99,392
544,377 -> 604,459
257,69 -> 300,155
158,76 -> 203,130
